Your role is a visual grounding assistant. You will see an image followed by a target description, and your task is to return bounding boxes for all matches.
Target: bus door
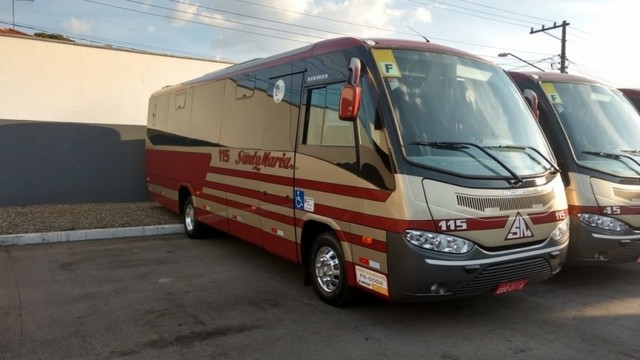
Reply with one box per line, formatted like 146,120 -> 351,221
295,79 -> 361,258
259,70 -> 304,262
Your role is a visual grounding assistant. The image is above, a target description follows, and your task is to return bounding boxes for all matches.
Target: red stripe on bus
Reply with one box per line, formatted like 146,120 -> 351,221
261,208 -> 296,227
147,176 -> 179,192
149,192 -> 179,214
227,219 -> 262,247
295,178 -> 392,202
204,179 -> 263,200
263,232 -> 298,262
568,204 -> 599,215
529,209 -> 568,224
211,166 -> 294,187
569,204 -> 640,216
313,203 -> 437,233
463,216 -> 510,230
198,191 -> 227,206
346,232 -> 387,253
146,149 -> 211,185
226,197 -> 260,214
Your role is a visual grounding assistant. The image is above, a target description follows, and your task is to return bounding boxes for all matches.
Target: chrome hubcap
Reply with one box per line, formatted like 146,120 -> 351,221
185,204 -> 195,231
314,246 -> 341,293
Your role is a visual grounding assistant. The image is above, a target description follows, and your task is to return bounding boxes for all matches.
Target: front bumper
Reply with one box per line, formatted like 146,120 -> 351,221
386,232 -> 568,302
567,216 -> 640,264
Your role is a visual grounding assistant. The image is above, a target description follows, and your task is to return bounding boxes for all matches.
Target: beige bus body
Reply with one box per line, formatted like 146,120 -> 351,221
146,38 -> 569,304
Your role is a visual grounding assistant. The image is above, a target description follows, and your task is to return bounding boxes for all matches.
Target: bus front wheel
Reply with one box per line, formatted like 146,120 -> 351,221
309,232 -> 354,306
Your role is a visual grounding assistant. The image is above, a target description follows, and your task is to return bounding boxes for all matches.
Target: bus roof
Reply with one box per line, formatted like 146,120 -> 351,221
507,71 -> 602,86
619,88 -> 640,97
182,37 -> 489,86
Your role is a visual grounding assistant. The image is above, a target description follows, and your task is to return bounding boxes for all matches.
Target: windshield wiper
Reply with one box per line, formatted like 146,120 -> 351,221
409,141 -> 523,185
620,149 -> 640,156
485,145 -> 561,174
583,151 -> 640,173
409,140 -> 469,149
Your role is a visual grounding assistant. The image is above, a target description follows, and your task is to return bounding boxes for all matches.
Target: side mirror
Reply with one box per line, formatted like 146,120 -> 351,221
523,89 -> 540,121
348,57 -> 361,86
338,84 -> 362,121
339,57 -> 362,121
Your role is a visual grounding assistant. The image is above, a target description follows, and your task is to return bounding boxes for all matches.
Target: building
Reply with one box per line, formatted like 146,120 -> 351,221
0,31 -> 232,206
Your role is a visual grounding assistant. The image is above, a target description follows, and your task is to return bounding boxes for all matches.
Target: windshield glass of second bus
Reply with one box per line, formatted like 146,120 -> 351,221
541,81 -> 640,177
378,49 -> 554,179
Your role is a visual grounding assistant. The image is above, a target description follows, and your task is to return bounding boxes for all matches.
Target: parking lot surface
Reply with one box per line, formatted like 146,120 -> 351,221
1,234 -> 639,359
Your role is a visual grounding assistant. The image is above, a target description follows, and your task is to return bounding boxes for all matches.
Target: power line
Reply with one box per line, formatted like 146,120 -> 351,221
83,0 -> 313,44
166,0 -> 355,38
235,0 -> 413,37
1,19 -> 196,58
0,19 -> 229,59
409,0 -> 532,28
457,0 -> 554,23
124,0 -> 328,41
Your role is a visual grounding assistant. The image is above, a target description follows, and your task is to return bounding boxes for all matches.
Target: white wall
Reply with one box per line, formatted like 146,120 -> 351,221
0,35 -> 233,206
0,34 -> 232,126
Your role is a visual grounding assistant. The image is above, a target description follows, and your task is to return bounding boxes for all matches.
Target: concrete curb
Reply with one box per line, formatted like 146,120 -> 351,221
0,224 -> 184,247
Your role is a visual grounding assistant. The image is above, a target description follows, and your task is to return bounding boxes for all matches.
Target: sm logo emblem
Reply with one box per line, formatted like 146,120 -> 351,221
506,213 -> 533,240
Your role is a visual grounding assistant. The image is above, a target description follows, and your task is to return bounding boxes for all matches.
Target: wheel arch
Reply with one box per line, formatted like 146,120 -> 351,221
178,185 -> 193,216
300,219 -> 352,286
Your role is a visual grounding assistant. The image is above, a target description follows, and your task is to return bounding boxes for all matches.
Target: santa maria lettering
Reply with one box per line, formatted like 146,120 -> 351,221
235,150 -> 294,171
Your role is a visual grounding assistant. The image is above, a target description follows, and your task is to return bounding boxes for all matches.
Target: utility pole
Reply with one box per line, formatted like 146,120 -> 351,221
12,0 -> 35,30
530,20 -> 570,73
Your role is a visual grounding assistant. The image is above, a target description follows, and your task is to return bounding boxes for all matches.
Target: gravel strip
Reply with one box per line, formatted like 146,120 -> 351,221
0,202 -> 182,235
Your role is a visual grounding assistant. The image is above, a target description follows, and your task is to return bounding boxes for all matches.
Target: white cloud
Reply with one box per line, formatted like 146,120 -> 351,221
411,7 -> 432,24
62,17 -> 94,35
147,25 -> 156,34
171,0 -> 200,27
203,0 -> 428,61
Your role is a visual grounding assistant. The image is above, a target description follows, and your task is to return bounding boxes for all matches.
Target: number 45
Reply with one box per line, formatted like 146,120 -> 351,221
603,206 -> 621,215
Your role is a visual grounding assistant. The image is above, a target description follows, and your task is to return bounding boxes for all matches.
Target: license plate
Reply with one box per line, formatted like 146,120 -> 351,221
494,279 -> 528,295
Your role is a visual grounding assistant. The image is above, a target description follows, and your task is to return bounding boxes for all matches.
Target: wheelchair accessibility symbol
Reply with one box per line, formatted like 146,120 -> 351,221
295,190 -> 304,210
294,189 -> 315,212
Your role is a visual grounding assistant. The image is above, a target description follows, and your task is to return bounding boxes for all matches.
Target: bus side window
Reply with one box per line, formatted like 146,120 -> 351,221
356,76 -> 395,190
300,82 -> 357,174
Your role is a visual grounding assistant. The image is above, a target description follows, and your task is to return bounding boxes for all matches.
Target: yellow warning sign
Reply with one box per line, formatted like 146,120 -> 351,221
372,49 -> 401,78
541,82 -> 563,104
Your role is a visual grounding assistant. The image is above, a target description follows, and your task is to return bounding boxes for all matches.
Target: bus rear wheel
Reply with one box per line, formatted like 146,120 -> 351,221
309,232 -> 354,306
183,196 -> 203,239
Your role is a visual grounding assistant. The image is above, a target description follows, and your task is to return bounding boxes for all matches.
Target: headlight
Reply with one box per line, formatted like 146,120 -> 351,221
577,213 -> 627,232
550,218 -> 570,240
405,230 -> 474,254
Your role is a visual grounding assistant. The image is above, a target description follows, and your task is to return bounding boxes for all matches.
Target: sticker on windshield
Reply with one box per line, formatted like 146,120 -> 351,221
387,77 -> 400,90
373,49 -> 402,78
541,82 -> 563,104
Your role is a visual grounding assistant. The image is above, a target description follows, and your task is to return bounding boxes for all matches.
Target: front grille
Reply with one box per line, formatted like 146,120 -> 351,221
613,188 -> 640,202
610,241 -> 640,263
456,191 -> 554,212
455,258 -> 552,296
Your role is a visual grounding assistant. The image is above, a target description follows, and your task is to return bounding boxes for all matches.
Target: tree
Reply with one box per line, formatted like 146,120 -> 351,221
33,32 -> 75,43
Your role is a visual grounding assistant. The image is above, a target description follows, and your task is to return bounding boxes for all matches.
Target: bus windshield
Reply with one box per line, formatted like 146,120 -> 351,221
378,49 -> 554,179
541,81 -> 640,177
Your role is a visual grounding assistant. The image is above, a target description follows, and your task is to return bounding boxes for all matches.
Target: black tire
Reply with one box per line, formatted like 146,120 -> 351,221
183,196 -> 203,239
308,232 -> 355,306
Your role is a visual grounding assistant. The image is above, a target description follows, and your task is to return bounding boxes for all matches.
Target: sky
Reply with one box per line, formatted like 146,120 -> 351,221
3,0 -> 640,87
